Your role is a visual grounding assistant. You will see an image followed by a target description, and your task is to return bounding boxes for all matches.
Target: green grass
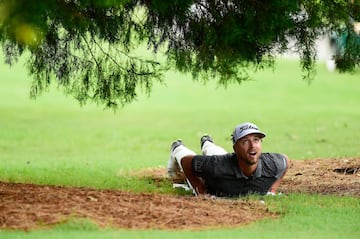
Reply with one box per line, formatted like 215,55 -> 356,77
1,58 -> 360,188
1,57 -> 360,238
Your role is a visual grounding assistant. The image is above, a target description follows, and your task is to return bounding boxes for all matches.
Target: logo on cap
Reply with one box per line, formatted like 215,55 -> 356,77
231,122 -> 266,144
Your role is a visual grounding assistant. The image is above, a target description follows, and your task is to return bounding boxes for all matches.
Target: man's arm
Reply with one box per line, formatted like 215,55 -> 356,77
180,156 -> 207,195
269,154 -> 290,194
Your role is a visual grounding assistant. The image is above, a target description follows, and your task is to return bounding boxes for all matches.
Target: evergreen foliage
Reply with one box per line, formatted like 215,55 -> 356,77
0,0 -> 359,108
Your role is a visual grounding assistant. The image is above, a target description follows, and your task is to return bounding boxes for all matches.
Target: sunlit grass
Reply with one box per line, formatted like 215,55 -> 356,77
1,57 -> 360,238
1,59 -> 360,187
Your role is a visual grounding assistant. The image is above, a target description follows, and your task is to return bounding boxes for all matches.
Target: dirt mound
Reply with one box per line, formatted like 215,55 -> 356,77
280,158 -> 360,196
0,182 -> 273,231
0,158 -> 359,231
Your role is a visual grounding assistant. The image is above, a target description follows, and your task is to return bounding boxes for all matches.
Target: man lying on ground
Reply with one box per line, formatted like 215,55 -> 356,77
167,122 -> 289,197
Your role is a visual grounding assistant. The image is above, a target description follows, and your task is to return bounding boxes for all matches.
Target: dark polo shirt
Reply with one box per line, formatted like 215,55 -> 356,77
192,152 -> 287,197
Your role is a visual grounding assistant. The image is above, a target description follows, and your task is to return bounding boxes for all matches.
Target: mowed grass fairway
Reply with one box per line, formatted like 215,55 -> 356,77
1,58 -> 360,238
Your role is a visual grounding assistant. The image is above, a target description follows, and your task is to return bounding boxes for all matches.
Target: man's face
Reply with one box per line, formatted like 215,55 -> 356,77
233,134 -> 263,165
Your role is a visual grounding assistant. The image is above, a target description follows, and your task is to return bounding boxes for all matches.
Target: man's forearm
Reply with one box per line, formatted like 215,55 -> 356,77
180,156 -> 207,195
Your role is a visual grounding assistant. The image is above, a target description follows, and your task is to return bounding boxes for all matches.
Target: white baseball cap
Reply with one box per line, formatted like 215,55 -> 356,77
231,122 -> 266,145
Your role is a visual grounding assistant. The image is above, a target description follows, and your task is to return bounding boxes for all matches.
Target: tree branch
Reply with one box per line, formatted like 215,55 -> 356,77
80,33 -> 103,77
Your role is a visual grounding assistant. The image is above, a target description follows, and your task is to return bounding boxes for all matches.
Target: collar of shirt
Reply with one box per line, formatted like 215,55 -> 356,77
233,154 -> 263,179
